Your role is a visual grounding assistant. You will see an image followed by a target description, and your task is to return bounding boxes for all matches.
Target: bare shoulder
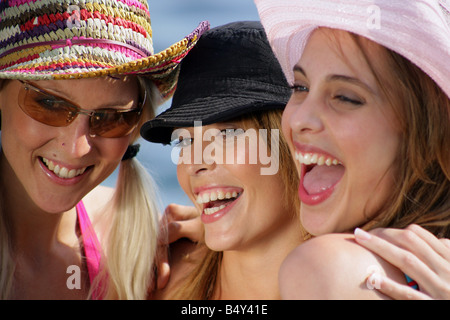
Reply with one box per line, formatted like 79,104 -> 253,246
279,233 -> 405,300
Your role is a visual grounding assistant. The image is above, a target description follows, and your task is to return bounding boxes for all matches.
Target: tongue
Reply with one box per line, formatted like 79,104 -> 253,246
303,165 -> 345,195
209,198 -> 235,208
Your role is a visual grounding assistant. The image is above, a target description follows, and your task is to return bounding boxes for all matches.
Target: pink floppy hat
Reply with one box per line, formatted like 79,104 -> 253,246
254,0 -> 450,99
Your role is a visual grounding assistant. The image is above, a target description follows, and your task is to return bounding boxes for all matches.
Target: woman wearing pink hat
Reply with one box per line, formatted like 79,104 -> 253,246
255,0 -> 450,299
0,0 -> 208,299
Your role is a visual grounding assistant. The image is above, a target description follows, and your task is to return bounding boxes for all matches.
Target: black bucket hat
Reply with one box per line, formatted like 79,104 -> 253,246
140,21 -> 291,145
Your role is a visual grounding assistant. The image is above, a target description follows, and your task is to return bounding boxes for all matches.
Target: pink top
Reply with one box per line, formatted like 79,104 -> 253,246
76,201 -> 103,300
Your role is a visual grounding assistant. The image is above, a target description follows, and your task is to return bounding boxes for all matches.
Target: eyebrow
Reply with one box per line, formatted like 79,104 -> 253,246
293,65 -> 307,77
293,65 -> 375,94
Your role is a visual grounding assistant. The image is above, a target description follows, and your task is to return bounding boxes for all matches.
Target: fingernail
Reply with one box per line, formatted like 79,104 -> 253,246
366,272 -> 382,290
354,228 -> 372,241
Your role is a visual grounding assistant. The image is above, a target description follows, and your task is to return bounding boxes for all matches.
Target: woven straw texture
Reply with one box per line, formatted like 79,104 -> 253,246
0,0 -> 209,97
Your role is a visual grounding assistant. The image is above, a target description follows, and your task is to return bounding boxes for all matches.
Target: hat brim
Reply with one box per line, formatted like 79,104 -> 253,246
255,0 -> 450,99
0,21 -> 210,99
141,95 -> 286,145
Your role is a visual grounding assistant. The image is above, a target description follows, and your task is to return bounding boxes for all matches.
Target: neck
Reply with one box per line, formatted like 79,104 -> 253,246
6,195 -> 79,262
215,217 -> 303,300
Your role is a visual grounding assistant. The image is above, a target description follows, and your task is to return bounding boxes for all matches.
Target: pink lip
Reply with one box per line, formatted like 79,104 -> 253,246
39,157 -> 90,186
293,142 -> 338,160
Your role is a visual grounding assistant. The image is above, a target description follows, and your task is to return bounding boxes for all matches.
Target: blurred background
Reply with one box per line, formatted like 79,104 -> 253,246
102,1 -> 260,211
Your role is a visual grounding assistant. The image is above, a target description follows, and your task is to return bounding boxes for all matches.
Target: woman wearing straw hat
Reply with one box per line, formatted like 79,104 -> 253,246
255,0 -> 450,299
0,0 -> 208,299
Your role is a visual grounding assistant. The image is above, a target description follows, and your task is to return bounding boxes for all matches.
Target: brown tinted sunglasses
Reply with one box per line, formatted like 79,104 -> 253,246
17,80 -> 145,138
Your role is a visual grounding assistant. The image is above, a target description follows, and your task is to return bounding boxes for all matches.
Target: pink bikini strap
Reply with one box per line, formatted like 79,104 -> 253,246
76,201 -> 103,299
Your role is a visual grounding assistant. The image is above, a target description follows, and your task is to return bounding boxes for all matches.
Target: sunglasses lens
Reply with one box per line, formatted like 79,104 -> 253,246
18,84 -> 75,127
90,110 -> 141,138
18,81 -> 143,138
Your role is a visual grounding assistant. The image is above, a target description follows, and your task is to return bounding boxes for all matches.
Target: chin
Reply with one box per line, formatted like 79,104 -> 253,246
300,210 -> 337,236
204,232 -> 239,252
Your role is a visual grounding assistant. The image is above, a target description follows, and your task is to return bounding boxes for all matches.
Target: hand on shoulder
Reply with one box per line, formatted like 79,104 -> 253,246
279,233 -> 405,300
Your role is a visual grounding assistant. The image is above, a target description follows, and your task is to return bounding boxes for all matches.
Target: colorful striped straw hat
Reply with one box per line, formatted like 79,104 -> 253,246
254,0 -> 450,99
0,0 -> 209,98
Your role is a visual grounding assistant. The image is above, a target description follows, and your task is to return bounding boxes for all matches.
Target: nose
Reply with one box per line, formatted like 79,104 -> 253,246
286,93 -> 324,137
58,115 -> 93,158
182,135 -> 219,176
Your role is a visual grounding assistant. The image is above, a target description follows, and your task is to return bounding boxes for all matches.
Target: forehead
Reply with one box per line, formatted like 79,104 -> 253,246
300,28 -> 388,80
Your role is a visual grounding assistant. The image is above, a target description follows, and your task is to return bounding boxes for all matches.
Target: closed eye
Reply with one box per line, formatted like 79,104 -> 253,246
334,95 -> 364,106
35,97 -> 68,111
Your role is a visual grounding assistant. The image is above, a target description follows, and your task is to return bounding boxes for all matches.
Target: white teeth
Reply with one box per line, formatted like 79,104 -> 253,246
203,205 -> 226,215
196,189 -> 241,215
295,152 -> 341,166
196,190 -> 240,204
42,157 -> 87,179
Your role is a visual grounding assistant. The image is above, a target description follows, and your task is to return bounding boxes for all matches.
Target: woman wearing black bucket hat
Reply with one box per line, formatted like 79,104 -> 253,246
142,21 -> 304,299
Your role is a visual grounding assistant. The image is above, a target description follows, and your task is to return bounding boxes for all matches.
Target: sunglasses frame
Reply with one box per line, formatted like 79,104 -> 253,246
17,80 -> 146,138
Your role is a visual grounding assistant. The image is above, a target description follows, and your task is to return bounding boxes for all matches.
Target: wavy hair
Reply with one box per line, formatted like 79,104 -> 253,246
169,109 -> 302,300
343,33 -> 450,237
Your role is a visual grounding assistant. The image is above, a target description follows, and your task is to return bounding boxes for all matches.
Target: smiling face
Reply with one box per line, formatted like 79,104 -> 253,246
283,28 -> 402,235
176,118 -> 296,252
0,77 -> 140,213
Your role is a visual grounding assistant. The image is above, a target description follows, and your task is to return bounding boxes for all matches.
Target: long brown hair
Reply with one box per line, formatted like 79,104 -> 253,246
347,34 -> 450,237
169,109 -> 302,300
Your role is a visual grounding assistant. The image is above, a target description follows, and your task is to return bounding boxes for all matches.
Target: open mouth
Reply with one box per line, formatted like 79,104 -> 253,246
40,157 -> 89,179
196,189 -> 243,215
295,151 -> 345,195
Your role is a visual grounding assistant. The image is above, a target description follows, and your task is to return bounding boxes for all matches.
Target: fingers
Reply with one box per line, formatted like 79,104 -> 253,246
401,224 -> 450,261
160,203 -> 203,244
355,226 -> 450,300
359,225 -> 448,275
354,228 -> 437,285
153,204 -> 203,293
366,272 -> 431,300
441,238 -> 450,250
166,216 -> 203,243
163,203 -> 200,222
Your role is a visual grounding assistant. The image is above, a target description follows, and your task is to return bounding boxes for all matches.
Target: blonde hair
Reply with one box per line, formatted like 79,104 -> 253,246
90,77 -> 162,299
169,109 -> 302,300
344,34 -> 450,237
0,77 -> 162,299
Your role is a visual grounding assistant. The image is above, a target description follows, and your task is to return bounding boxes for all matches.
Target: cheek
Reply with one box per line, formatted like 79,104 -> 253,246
106,138 -> 130,159
338,115 -> 401,192
99,138 -> 130,171
1,105 -> 50,159
176,163 -> 191,196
